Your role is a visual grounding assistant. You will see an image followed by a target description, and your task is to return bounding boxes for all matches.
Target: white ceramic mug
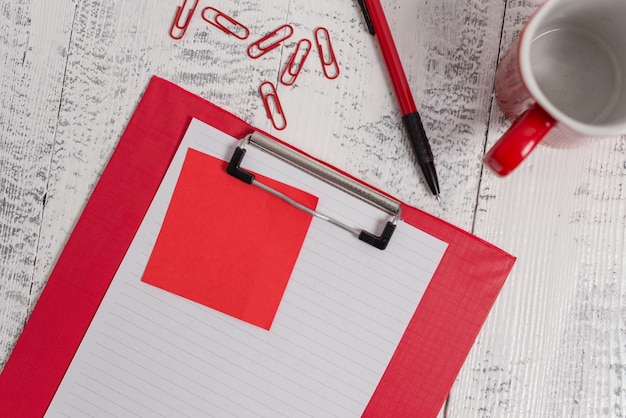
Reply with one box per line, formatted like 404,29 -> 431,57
484,0 -> 626,176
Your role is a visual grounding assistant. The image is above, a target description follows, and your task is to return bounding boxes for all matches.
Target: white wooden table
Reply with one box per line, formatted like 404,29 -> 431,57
1,0 -> 624,416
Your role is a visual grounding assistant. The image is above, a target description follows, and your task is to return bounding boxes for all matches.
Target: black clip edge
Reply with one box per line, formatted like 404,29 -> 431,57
358,221 -> 396,250
227,146 -> 255,184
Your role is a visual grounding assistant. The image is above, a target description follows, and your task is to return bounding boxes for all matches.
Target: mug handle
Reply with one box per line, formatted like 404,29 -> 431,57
483,104 -> 556,176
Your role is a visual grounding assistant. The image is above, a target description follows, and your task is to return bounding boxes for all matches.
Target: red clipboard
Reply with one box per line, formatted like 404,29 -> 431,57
0,76 -> 515,417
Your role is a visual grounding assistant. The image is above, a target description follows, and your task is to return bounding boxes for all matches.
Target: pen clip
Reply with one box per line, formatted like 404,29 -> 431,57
356,0 -> 375,35
280,38 -> 312,86
169,0 -> 200,40
314,27 -> 340,80
247,24 -> 294,59
201,7 -> 250,40
259,81 -> 287,130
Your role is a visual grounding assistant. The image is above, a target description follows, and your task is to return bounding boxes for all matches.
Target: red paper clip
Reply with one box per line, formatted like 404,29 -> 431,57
314,27 -> 340,79
169,0 -> 199,40
280,39 -> 312,86
259,81 -> 287,130
247,24 -> 294,59
201,7 -> 250,40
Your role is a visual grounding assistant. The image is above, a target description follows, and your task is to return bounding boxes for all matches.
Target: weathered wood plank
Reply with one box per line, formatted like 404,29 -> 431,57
0,0 -> 75,369
452,0 -> 626,416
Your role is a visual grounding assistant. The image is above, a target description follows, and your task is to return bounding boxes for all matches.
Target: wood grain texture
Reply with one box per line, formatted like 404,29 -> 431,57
0,0 -> 625,416
0,0 -> 75,369
452,1 -> 626,416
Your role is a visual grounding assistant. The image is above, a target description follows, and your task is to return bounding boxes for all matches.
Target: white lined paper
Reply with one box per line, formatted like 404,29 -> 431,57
45,119 -> 448,417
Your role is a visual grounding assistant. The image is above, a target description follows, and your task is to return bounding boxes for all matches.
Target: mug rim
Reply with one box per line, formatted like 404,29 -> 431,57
518,0 -> 626,137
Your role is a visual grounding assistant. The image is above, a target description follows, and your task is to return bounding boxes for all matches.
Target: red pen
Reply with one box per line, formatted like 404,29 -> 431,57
358,0 -> 440,198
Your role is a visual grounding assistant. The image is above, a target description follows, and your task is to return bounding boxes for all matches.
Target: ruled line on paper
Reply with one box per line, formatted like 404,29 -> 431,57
66,395 -> 117,418
92,330 -> 259,417
104,301 -> 360,412
64,398 -> 114,418
125,294 -> 366,413
91,342 -> 241,417
287,266 -> 413,331
88,350 -> 211,414
96,328 -> 318,417
121,282 -> 378,394
76,369 -> 172,418
45,119 -> 448,417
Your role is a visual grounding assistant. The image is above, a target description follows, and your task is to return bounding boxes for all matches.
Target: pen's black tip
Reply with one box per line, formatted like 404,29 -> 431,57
420,161 -> 440,197
356,0 -> 376,35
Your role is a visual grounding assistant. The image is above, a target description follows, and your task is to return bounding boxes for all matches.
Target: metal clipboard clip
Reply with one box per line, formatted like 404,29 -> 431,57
227,132 -> 401,250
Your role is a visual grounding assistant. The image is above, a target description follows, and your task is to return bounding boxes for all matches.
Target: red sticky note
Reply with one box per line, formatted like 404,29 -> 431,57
142,148 -> 317,330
